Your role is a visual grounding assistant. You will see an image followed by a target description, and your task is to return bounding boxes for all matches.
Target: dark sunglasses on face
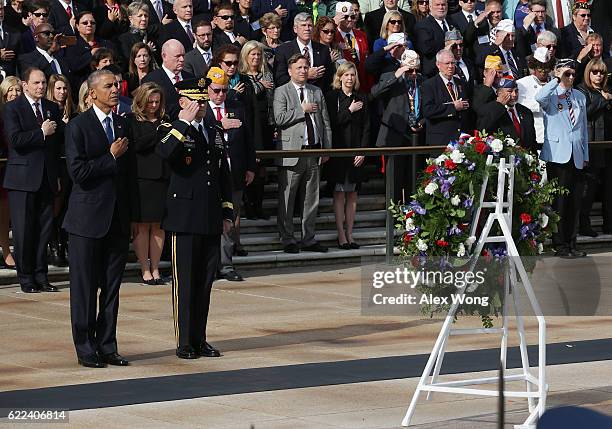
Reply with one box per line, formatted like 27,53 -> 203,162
544,44 -> 557,49
37,30 -> 56,36
388,19 -> 402,25
210,87 -> 229,94
591,70 -> 606,76
577,13 -> 591,18
222,60 -> 239,67
406,68 -> 417,73
343,15 -> 356,20
564,72 -> 575,77
321,29 -> 335,35
33,12 -> 49,17
80,20 -> 96,25
461,0 -> 475,3
417,0 -> 428,4
217,14 -> 234,20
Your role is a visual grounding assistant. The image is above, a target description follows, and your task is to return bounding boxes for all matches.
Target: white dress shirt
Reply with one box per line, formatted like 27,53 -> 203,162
196,45 -> 212,65
208,101 -> 229,142
36,47 -> 62,74
162,65 -> 182,83
224,30 -> 237,43
24,93 -> 46,138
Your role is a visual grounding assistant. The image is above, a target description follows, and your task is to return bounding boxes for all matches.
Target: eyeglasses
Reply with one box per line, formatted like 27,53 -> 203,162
217,14 -> 235,20
543,44 -> 557,49
388,19 -> 402,25
210,87 -> 229,94
80,20 -> 96,25
222,60 -> 239,67
343,15 -> 356,20
406,68 -> 417,73
577,13 -> 591,18
591,70 -> 606,76
320,29 -> 335,35
452,42 -> 464,47
36,30 -> 56,36
564,72 -> 576,77
33,12 -> 49,17
461,0 -> 475,3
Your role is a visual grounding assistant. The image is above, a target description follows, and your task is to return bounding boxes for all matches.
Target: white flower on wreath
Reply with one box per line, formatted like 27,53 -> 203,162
435,154 -> 448,165
457,243 -> 466,257
450,149 -> 465,164
539,213 -> 549,228
465,236 -> 476,246
505,137 -> 516,147
450,195 -> 461,206
537,242 -> 544,254
416,239 -> 428,252
490,139 -> 503,153
424,182 -> 438,195
406,217 -> 416,231
524,153 -> 535,166
467,136 -> 475,144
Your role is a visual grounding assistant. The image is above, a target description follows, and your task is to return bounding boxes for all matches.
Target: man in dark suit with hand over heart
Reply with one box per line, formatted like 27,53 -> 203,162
3,67 -> 63,294
63,69 -> 131,369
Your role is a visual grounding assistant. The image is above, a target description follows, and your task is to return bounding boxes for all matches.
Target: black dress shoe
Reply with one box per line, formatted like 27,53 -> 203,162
21,284 -> 41,293
141,277 -> 157,286
555,248 -> 573,258
569,248 -> 587,258
197,342 -> 221,357
99,352 -> 129,366
220,270 -> 244,281
78,353 -> 105,368
37,281 -> 59,292
234,246 -> 248,257
284,243 -> 300,253
301,242 -> 328,253
176,345 -> 199,359
349,241 -> 360,249
579,227 -> 598,238
154,277 -> 166,285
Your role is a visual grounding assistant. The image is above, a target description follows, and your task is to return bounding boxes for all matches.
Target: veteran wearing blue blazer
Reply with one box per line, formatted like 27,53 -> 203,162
536,58 -> 588,259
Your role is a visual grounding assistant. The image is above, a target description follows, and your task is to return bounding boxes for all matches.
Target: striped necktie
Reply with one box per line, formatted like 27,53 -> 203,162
565,90 -> 575,126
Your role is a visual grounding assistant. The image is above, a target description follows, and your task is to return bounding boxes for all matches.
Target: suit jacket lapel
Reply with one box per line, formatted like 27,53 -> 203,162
88,107 -> 111,144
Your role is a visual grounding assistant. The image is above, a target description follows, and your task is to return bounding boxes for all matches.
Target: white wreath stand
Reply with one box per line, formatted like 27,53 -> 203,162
401,156 -> 548,429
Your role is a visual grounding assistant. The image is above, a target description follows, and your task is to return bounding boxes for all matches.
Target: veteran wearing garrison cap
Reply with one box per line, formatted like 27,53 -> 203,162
536,58 -> 589,259
156,71 -> 238,360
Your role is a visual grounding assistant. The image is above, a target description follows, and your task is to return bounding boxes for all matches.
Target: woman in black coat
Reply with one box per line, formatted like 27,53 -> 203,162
127,82 -> 170,285
325,62 -> 370,250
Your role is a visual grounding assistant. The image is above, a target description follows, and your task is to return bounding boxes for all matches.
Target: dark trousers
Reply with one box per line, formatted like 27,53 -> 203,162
579,165 -> 612,231
547,159 -> 585,250
8,179 -> 54,286
171,232 -> 220,348
69,214 -> 129,358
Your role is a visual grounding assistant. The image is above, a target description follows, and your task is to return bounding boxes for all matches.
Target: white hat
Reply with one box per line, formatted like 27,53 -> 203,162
400,50 -> 420,68
335,2 -> 354,16
496,19 -> 515,34
387,32 -> 406,45
533,46 -> 551,63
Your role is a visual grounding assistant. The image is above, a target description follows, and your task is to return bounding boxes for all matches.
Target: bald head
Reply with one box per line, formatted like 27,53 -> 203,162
34,23 -> 55,51
162,39 -> 185,74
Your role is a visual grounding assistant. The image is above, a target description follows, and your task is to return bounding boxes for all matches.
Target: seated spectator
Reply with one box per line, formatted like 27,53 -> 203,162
124,42 -> 157,96
212,2 -> 244,54
118,2 -> 160,69
259,12 -> 283,69
127,82 -> 169,285
47,73 -> 75,123
325,62 -> 369,249
76,80 -> 91,113
373,11 -> 412,52
0,76 -> 21,270
312,16 -> 342,69
364,0 -> 415,51
183,20 -> 213,78
411,0 -> 430,22
560,1 -> 594,60
577,59 -> 612,237
335,2 -> 372,91
18,23 -> 71,81
19,0 -> 51,55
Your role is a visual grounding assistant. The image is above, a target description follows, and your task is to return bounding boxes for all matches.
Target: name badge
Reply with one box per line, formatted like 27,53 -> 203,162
251,20 -> 261,31
478,35 -> 489,45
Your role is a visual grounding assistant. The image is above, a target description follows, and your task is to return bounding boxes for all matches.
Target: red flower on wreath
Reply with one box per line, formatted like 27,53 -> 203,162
436,239 -> 449,247
530,172 -> 540,181
405,210 -> 414,219
425,164 -> 436,174
475,141 -> 487,154
444,159 -> 457,170
520,213 -> 532,224
404,234 -> 413,243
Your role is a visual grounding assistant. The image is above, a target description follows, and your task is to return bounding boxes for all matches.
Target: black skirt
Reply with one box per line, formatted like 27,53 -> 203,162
132,178 -> 168,223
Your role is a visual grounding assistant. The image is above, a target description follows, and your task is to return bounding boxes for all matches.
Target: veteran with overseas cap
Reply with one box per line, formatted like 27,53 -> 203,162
536,57 -> 589,259
156,75 -> 235,360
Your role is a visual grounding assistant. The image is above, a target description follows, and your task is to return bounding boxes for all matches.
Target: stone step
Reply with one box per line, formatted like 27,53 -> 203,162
261,194 -> 386,214
259,177 -> 386,198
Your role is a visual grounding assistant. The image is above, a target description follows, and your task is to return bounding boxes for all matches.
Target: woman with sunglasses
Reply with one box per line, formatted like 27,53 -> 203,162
373,11 -> 412,52
577,59 -> 612,237
19,0 -> 50,54
66,11 -> 113,86
260,12 -> 283,69
312,16 -> 343,67
213,44 -> 252,105
559,2 -> 594,59
410,0 -> 430,22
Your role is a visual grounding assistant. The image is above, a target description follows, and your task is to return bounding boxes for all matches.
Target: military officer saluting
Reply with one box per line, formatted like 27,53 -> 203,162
157,70 -> 242,360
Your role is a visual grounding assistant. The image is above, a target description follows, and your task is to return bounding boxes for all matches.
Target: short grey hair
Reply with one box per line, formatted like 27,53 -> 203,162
537,30 -> 557,45
87,69 -> 115,89
294,12 -> 312,26
127,1 -> 149,17
429,0 -> 448,6
435,48 -> 454,63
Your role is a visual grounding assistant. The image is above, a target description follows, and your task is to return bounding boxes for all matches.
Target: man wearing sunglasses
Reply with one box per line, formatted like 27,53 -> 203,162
450,0 -> 478,34
212,2 -> 245,54
19,0 -> 50,54
334,2 -> 372,91
515,0 -> 560,58
536,58 -> 589,259
18,23 -> 71,81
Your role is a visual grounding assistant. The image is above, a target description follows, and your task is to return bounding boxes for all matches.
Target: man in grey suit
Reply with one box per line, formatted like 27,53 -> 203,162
273,54 -> 332,254
183,20 -> 213,77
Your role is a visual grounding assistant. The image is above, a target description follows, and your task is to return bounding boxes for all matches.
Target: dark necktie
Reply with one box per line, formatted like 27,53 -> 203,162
185,23 -> 194,44
442,20 -> 449,33
506,51 -> 519,78
34,102 -> 43,125
455,60 -> 467,81
303,46 -> 310,65
510,108 -> 522,139
50,60 -> 58,73
299,87 -> 316,146
565,90 -> 575,126
467,14 -> 473,26
103,116 -> 114,144
446,81 -> 456,101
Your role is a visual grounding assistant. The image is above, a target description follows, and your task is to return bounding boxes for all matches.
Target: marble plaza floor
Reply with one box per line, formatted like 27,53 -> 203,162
0,254 -> 611,428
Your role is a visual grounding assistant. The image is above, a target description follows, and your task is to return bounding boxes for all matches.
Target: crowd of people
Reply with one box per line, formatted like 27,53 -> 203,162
0,0 -> 611,365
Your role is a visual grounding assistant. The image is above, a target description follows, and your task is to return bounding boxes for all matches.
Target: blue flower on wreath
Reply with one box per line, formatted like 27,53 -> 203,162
463,197 -> 473,208
409,201 -> 426,215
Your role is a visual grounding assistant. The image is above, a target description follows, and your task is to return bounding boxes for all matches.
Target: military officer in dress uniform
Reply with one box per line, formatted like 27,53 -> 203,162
157,75 -> 240,360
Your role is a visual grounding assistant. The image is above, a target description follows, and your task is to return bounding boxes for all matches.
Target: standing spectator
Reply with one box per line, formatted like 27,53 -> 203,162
76,80 -> 90,112
359,0 -> 411,16
517,47 -> 555,148
536,59 -> 589,258
414,0 -> 456,77
260,12 -> 283,69
128,82 -> 169,285
411,0 -> 430,22
577,59 -> 612,237
3,67 -> 63,293
64,69 -> 131,368
273,54 -> 332,254
47,74 -> 74,122
0,2 -> 22,77
349,0 -> 365,31
364,33 -> 407,77
205,67 -> 254,280
0,76 -> 21,270
373,11 -> 412,52
234,0 -> 260,42
364,0 -> 415,50
273,12 -> 334,89
421,48 -> 471,146
450,0 -> 478,34
18,23 -> 71,80
313,16 -> 342,68
464,0 -> 503,68
335,2 -> 372,91
183,19 -> 212,77
515,0 -> 560,57
211,3 -> 244,53
533,29 -> 559,60
213,44 -> 255,113
445,29 -> 475,87
325,62 -> 369,249
93,0 -> 128,42
19,0 -> 50,55
4,0 -> 26,30
142,39 -> 194,120
545,0 -> 572,30
90,47 -> 114,71
159,0 -> 195,53
473,54 -> 504,115
142,0 -> 173,29
124,42 -> 157,96
118,2 -> 160,69
252,0 -> 297,42
241,41 -> 275,221
49,0 -> 82,37
477,19 -> 527,80
559,1 -> 594,59
575,33 -> 612,86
